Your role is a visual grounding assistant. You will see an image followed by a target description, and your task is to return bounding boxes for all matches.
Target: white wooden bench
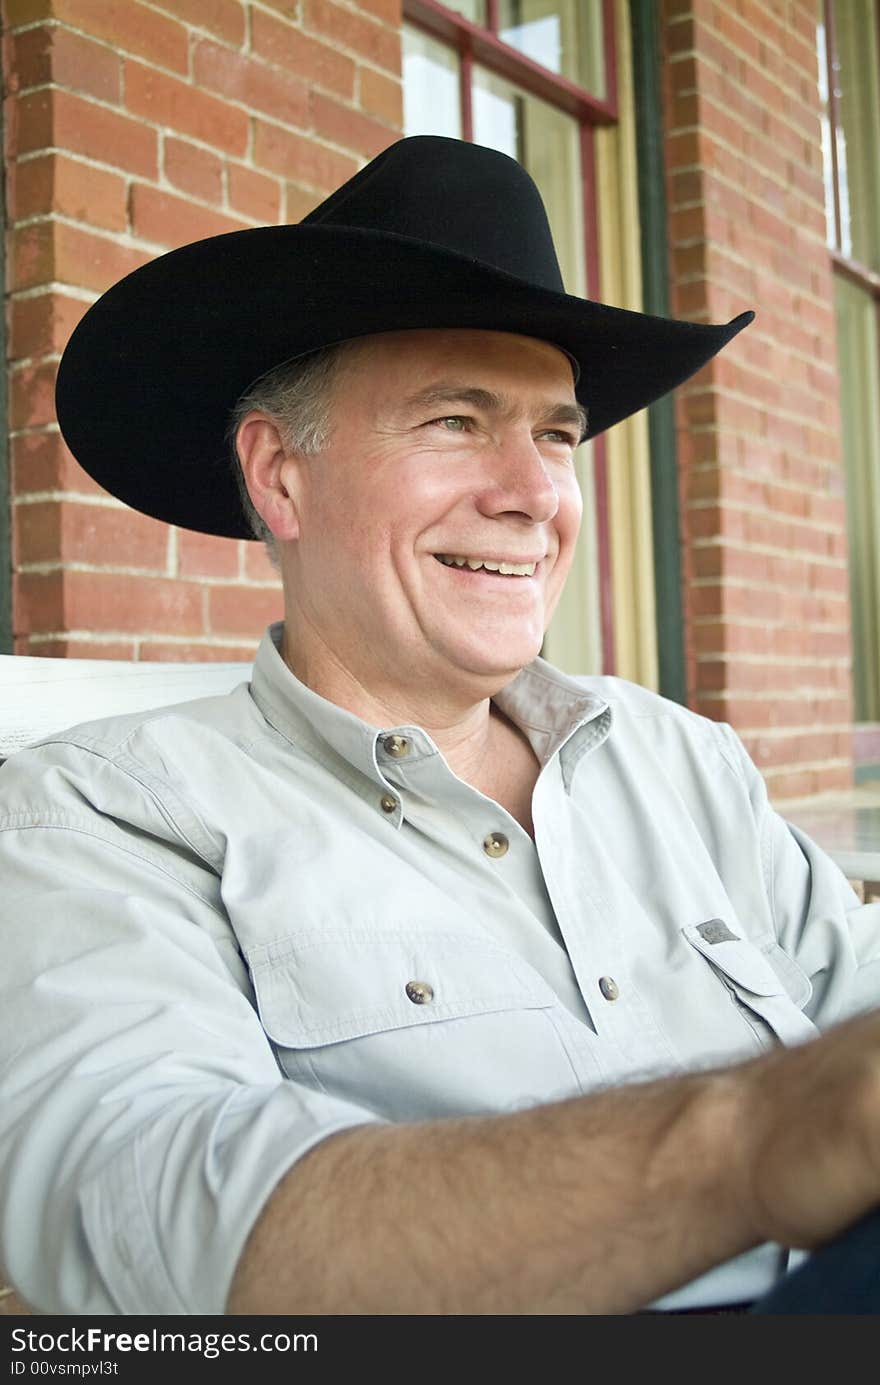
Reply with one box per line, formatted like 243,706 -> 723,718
0,653 -> 252,1314
0,653 -> 252,762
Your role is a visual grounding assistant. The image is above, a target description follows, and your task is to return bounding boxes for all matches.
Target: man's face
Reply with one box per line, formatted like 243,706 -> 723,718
281,328 -> 584,704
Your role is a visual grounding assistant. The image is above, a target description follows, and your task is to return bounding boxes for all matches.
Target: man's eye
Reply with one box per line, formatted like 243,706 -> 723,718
433,416 -> 469,432
540,430 -> 577,446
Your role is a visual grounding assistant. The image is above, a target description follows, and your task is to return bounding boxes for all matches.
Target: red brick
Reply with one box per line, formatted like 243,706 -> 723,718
10,24 -> 121,102
243,542 -> 282,583
138,640 -> 257,661
358,66 -> 403,126
10,291 -> 87,360
250,7 -> 356,99
764,768 -> 836,802
310,90 -> 397,157
176,531 -> 241,579
36,571 -> 205,634
75,505 -> 169,569
14,571 -> 65,635
356,0 -> 401,22
54,221 -> 152,293
208,585 -> 283,635
130,184 -> 248,250
164,138 -> 223,204
666,15 -> 697,56
13,152 -> 128,231
4,0 -> 53,24
12,431 -> 108,500
8,27 -> 52,92
14,89 -> 55,154
11,217 -> 55,293
284,182 -> 322,221
303,0 -> 401,74
47,0 -> 188,75
253,121 -> 358,190
14,218 -> 147,295
13,499 -> 60,567
15,500 -> 169,570
16,87 -> 158,178
669,89 -> 700,131
10,359 -> 57,428
125,60 -> 248,156
192,40 -> 310,126
809,562 -> 849,596
228,163 -> 282,223
149,0 -> 246,48
26,637 -> 139,659
746,730 -> 842,772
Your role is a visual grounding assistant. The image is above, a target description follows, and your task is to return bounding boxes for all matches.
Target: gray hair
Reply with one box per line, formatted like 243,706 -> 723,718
228,340 -> 358,558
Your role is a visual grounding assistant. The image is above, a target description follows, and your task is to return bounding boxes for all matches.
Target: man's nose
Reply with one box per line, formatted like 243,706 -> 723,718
475,433 -> 560,524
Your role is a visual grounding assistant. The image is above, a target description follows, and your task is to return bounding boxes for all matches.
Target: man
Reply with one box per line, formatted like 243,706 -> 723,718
1,136 -> 880,1316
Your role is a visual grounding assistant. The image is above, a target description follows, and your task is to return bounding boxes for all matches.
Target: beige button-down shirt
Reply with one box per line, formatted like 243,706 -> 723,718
1,623 -> 878,1314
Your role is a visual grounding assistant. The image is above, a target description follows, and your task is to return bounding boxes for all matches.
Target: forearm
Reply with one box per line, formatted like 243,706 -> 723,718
227,1065 -> 754,1315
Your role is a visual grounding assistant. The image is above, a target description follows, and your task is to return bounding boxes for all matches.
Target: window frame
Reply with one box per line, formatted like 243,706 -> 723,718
821,0 -> 880,738
822,0 -> 880,307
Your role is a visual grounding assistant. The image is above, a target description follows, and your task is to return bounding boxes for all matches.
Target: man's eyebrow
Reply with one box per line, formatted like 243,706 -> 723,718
400,385 -> 589,440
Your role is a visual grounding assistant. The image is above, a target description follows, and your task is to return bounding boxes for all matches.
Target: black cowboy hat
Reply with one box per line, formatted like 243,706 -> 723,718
55,135 -> 753,540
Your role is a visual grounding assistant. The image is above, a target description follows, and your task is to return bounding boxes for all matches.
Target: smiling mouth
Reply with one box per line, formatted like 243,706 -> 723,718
434,554 -> 537,576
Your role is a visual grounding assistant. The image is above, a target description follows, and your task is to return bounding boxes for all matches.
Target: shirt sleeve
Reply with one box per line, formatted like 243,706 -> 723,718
716,721 -> 880,1025
0,741 -> 382,1316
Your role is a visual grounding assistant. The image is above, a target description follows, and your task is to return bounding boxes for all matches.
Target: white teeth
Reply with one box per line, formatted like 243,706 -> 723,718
436,555 -> 536,576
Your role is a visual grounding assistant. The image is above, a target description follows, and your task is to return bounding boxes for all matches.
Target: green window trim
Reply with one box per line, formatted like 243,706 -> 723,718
629,0 -> 685,705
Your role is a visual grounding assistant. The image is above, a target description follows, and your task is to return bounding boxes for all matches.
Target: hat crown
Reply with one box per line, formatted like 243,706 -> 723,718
302,135 -> 565,293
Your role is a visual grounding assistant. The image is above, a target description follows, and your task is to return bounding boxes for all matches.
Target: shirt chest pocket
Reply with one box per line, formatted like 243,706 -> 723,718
246,930 -> 574,1120
682,922 -> 817,1048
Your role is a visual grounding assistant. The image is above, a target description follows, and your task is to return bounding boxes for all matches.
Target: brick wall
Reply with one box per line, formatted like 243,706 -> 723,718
662,0 -> 853,800
3,0 -> 402,660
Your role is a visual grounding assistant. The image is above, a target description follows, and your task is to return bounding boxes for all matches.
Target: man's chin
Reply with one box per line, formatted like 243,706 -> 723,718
444,643 -> 543,690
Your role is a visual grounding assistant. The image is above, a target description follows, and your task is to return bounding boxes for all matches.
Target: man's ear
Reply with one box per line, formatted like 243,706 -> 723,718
235,411 -> 302,541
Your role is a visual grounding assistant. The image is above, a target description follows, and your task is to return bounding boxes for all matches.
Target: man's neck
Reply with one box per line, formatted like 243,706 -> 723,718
279,625 -> 538,809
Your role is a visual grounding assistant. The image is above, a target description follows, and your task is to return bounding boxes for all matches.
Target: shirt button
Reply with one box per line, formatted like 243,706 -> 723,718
382,734 -> 410,758
405,980 -> 434,1005
482,831 -> 509,858
598,976 -> 620,1001
379,794 -> 397,814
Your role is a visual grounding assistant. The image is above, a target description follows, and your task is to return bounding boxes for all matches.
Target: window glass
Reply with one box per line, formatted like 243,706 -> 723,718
472,66 -> 586,296
816,20 -> 838,248
498,0 -> 606,99
436,0 -> 487,22
836,275 -> 880,722
403,25 -> 462,139
831,0 -> 880,270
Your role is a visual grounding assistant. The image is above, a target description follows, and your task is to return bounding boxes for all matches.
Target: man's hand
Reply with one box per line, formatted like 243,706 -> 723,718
735,1007 -> 880,1251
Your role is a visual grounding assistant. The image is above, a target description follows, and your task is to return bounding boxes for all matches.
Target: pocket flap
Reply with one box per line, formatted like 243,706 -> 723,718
682,922 -> 787,996
247,930 -> 556,1048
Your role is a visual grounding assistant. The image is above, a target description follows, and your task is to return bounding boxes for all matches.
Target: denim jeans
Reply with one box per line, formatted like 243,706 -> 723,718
749,1207 -> 880,1314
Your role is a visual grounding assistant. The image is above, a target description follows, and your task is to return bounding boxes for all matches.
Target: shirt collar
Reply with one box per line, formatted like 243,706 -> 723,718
250,622 -> 611,793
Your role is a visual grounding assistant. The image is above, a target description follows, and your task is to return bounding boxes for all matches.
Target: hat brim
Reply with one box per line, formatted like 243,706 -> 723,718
55,223 -> 753,539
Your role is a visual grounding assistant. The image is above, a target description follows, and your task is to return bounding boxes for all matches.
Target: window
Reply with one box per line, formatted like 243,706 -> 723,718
819,1 -> 880,773
402,0 -> 659,685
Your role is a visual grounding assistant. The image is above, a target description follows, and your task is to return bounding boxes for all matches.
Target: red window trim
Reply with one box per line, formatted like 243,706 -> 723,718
832,249 -> 880,299
404,0 -> 618,125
